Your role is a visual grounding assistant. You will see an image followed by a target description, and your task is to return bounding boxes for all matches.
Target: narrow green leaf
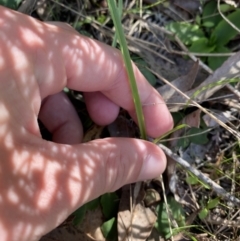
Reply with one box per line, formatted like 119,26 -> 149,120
208,45 -> 230,70
101,217 -> 118,241
202,1 -> 222,29
100,193 -> 119,220
207,197 -> 220,209
186,173 -> 210,189
211,9 -> 240,46
202,21 -> 215,28
112,0 -> 123,47
186,234 -> 198,241
107,0 -> 146,139
189,38 -> 215,53
190,78 -> 240,103
153,124 -> 189,144
86,197 -> 100,210
219,4 -> 235,13
72,205 -> 86,226
202,1 -> 217,18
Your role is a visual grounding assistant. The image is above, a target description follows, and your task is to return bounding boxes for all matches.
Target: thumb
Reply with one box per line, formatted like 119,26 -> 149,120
1,137 -> 166,241
42,138 -> 166,209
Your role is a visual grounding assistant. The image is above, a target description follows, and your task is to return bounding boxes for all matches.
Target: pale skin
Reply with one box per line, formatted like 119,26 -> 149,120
0,6 -> 173,241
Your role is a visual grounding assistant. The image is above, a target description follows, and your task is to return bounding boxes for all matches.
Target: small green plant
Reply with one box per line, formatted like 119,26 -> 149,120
198,197 -> 220,220
100,193 -> 119,240
101,217 -> 118,241
186,172 -> 210,189
0,0 -> 22,9
166,1 -> 240,70
177,126 -> 209,148
155,196 -> 186,239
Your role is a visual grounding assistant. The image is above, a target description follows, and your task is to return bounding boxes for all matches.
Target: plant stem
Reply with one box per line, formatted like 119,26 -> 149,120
107,0 -> 147,139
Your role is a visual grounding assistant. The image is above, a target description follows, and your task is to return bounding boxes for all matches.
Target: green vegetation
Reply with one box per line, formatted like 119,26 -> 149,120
0,0 -> 21,9
107,0 -> 147,139
166,1 -> 240,69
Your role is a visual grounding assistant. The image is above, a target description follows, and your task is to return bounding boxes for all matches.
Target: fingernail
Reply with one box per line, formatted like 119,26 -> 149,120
139,151 -> 166,180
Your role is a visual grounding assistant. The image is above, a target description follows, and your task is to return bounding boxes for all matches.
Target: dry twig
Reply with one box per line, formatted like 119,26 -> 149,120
158,144 -> 240,207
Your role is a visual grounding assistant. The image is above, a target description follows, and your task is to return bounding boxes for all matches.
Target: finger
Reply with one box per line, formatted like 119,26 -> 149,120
1,136 -> 166,240
38,92 -> 83,144
0,8 -> 172,137
84,92 -> 120,125
34,22 -> 173,137
61,37 -> 173,137
41,137 -> 166,210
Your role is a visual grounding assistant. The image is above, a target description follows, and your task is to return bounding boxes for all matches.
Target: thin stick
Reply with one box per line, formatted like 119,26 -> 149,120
217,0 -> 240,33
159,174 -> 174,240
149,67 -> 240,139
158,143 -> 240,207
146,21 -> 240,99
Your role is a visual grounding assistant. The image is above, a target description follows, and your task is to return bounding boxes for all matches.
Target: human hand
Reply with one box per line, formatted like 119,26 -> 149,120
0,6 -> 173,241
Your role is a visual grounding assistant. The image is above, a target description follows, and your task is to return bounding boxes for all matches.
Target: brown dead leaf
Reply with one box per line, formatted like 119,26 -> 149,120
108,115 -> 137,138
40,224 -> 99,241
167,51 -> 240,111
40,206 -> 105,241
170,109 -> 202,148
171,0 -> 201,15
144,189 -> 161,207
157,61 -> 199,104
147,227 -> 165,241
83,125 -> 104,142
118,185 -> 157,241
203,110 -> 235,128
40,226 -> 96,241
77,206 -> 105,240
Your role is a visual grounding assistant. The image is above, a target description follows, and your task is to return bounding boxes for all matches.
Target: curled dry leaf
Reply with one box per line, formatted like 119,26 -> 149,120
166,51 -> 240,111
83,125 -> 104,142
77,206 -> 105,240
40,226 -> 98,241
108,115 -> 136,138
157,60 -> 199,105
171,0 -> 201,15
118,186 -> 157,241
144,188 -> 161,207
40,207 -> 105,241
203,110 -> 235,128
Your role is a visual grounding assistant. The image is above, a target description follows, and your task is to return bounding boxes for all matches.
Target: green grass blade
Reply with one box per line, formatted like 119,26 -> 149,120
107,0 -> 146,139
153,124 -> 189,144
112,0 -> 123,47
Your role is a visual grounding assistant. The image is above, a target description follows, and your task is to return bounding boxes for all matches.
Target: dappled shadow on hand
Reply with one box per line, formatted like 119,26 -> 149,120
0,6 -> 122,241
